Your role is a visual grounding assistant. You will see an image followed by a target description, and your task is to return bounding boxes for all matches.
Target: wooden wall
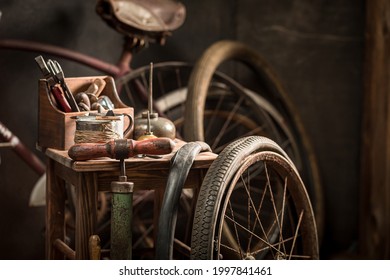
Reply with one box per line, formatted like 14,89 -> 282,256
360,0 -> 390,259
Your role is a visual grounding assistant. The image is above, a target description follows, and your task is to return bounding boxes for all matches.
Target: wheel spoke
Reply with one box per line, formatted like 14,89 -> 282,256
265,163 -> 287,254
223,214 -> 284,255
241,164 -> 273,256
252,235 -> 294,254
121,81 -> 137,108
288,209 -> 304,260
174,66 -> 183,88
212,124 -> 267,154
247,168 -> 251,253
133,224 -> 154,249
251,235 -> 311,260
205,89 -> 226,139
226,200 -> 244,258
221,223 -> 241,258
278,177 -> 288,254
210,95 -> 245,150
239,169 -> 266,253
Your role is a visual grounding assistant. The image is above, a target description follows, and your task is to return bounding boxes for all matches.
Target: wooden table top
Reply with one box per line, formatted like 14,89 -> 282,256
45,139 -> 217,172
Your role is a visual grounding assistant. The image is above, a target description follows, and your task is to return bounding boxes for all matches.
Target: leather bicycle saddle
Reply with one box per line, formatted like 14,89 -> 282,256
96,0 -> 186,44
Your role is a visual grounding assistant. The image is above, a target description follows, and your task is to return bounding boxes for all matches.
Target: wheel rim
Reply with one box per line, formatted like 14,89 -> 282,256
215,152 -> 318,260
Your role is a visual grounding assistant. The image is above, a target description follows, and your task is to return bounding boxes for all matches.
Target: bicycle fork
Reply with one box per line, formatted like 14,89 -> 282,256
0,121 -> 45,175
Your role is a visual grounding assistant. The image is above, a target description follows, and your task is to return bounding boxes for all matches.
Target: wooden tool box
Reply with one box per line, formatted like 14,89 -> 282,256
37,76 -> 133,151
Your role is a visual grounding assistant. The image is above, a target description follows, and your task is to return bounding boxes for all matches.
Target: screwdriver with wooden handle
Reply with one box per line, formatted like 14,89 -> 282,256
68,137 -> 175,161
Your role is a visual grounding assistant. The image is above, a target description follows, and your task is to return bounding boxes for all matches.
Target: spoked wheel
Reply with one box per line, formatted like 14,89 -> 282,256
131,189 -> 194,259
185,40 -> 324,241
116,61 -> 192,118
116,61 -> 318,258
191,136 -> 319,260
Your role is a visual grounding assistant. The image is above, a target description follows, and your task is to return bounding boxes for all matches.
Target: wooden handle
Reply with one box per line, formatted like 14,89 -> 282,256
68,137 -> 175,161
92,78 -> 106,97
51,85 -> 72,112
89,235 -> 101,260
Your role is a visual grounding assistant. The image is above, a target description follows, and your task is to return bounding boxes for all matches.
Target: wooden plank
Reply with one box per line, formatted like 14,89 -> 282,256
45,158 -> 66,259
53,239 -> 76,260
360,0 -> 390,259
44,140 -> 217,173
75,173 -> 98,259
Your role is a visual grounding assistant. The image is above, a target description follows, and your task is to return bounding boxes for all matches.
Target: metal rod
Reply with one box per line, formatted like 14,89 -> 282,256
120,159 -> 126,177
0,121 -> 45,175
148,62 -> 153,114
0,39 -> 124,77
147,110 -> 152,134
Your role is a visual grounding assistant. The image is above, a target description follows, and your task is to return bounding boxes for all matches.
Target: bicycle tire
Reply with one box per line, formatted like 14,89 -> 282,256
184,40 -> 324,241
155,141 -> 211,259
190,136 -> 319,260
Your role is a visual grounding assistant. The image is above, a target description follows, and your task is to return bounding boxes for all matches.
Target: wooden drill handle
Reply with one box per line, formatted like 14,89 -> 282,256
68,137 -> 175,161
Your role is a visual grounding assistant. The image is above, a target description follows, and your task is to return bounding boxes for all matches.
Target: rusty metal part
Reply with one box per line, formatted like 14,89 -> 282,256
110,160 -> 134,260
0,40 -> 126,77
46,59 -> 80,112
0,121 -> 45,175
88,94 -> 98,104
75,92 -> 91,108
35,56 -> 72,112
91,102 -> 103,111
68,137 -> 175,161
35,55 -> 57,86
77,102 -> 90,111
134,63 -> 176,139
137,110 -> 157,141
134,113 -> 176,140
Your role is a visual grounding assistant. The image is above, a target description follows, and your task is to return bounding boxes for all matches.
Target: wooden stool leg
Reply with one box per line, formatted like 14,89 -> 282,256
75,173 -> 98,259
46,159 -> 66,259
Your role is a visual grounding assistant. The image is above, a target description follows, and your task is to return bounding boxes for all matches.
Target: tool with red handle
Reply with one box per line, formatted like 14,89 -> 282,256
35,55 -> 73,112
68,137 -> 175,161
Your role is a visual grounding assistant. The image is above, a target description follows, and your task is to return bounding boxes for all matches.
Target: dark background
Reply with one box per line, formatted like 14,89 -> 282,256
0,1 -> 364,259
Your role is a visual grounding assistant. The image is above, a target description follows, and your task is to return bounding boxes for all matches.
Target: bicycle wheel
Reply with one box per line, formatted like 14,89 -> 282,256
116,60 -> 320,257
184,40 -> 324,240
117,62 -> 296,153
191,136 -> 319,260
116,62 -> 192,118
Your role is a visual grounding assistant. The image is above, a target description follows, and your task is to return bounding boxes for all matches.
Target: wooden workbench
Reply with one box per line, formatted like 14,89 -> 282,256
44,139 -> 216,259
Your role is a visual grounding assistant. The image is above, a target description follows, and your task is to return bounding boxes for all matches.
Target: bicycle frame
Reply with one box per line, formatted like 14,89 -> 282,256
0,39 -> 131,78
0,120 -> 45,176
